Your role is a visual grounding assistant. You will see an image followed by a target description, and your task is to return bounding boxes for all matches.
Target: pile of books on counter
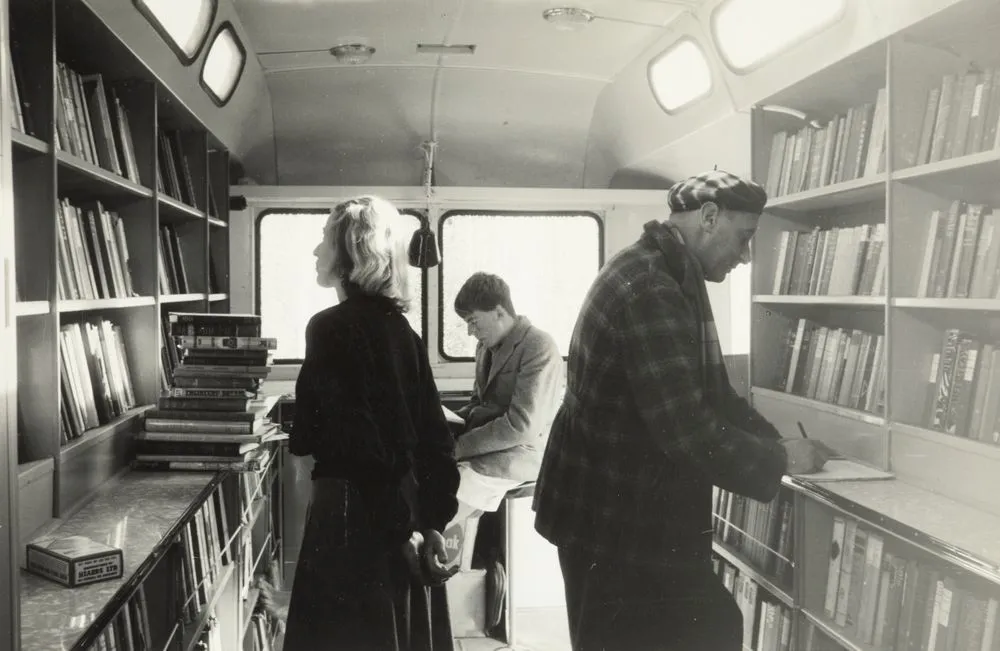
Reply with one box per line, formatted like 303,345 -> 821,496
135,312 -> 285,472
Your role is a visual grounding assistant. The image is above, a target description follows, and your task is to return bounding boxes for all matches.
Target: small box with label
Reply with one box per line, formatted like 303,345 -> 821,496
442,511 -> 482,572
26,535 -> 124,588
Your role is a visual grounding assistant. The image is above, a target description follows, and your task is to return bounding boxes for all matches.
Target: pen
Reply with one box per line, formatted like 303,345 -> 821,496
796,421 -> 845,460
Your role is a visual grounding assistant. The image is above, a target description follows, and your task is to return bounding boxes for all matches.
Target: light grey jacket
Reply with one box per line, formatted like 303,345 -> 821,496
455,316 -> 564,482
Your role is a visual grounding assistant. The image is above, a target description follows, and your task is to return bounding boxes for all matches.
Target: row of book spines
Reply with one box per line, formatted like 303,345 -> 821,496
57,198 -> 136,303
10,54 -> 223,214
158,225 -> 192,296
903,67 -> 1000,169
135,437 -> 260,459
132,444 -> 272,473
917,202 -> 1000,300
84,585 -> 152,651
54,61 -> 141,184
177,487 -> 233,624
712,487 -> 794,581
45,57 -> 214,204
156,130 -> 198,208
155,134 -> 221,219
773,319 -> 886,415
59,319 -> 136,443
240,455 -> 274,506
53,197 -> 220,303
160,331 -> 269,391
824,516 -> 1000,651
173,336 -> 277,351
714,555 -> 794,651
764,87 -> 886,198
771,224 -> 886,297
924,331 -> 1000,445
177,348 -> 272,364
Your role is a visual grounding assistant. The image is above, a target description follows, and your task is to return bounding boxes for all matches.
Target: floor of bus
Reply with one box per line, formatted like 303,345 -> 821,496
456,607 -> 570,651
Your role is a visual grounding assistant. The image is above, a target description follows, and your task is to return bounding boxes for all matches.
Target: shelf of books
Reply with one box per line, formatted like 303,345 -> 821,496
712,484 -> 797,651
16,311 -> 285,651
3,0 -> 257,648
739,0 -> 1000,648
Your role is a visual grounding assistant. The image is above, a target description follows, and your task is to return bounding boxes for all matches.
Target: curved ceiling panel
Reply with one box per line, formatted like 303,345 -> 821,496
268,67 -> 435,185
432,68 -> 604,187
234,0 -> 684,187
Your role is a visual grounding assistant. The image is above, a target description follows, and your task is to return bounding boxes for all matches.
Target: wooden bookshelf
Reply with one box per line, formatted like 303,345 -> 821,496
0,0 -> 275,648
744,0 -> 1000,649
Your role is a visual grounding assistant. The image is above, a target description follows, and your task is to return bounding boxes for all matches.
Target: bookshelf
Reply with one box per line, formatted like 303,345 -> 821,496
718,0 -> 1000,648
0,0 -> 270,648
17,446 -> 284,651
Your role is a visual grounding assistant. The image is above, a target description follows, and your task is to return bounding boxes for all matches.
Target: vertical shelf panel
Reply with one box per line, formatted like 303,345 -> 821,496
10,0 -> 57,475
208,148 -> 230,314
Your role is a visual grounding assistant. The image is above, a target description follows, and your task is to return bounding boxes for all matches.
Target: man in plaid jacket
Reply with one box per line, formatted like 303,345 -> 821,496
533,170 -> 833,650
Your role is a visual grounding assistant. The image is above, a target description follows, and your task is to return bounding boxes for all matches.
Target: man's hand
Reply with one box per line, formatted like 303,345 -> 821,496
464,404 -> 505,430
780,439 -> 837,474
422,529 -> 459,585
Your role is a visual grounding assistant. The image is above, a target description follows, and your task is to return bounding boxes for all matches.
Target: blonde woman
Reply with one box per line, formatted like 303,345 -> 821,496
283,196 -> 459,650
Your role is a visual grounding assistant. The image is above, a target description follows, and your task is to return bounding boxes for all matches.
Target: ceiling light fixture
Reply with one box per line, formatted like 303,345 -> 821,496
542,6 -> 673,30
542,7 -> 596,31
330,43 -> 375,64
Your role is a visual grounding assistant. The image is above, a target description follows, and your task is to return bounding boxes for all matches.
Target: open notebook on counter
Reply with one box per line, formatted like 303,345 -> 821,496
792,458 -> 894,482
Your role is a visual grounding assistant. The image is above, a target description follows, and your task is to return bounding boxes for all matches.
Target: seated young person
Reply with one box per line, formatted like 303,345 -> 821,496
445,273 -> 563,563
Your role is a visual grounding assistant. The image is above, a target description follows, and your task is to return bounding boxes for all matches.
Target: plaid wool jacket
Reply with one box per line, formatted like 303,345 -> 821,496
532,220 -> 788,569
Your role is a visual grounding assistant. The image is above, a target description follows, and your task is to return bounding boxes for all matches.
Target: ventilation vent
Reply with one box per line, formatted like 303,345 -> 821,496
416,44 -> 476,55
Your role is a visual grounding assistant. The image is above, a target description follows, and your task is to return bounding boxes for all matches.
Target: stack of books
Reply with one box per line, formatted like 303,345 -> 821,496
135,312 -> 283,472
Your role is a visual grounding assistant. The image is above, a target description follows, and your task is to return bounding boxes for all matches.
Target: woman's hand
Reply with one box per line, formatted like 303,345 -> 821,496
402,530 -> 424,580
421,529 -> 459,585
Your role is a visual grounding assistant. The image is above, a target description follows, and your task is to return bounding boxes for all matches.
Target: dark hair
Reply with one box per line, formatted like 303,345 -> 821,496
454,272 -> 516,317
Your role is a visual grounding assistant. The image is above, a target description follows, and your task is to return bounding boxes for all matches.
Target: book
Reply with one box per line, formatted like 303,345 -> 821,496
793,459 -> 895,482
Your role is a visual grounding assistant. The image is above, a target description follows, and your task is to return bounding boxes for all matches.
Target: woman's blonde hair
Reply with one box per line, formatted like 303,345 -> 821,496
326,195 -> 411,311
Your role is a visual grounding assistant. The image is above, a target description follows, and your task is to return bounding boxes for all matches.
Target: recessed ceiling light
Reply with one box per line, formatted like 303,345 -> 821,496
329,43 -> 375,64
542,7 -> 596,31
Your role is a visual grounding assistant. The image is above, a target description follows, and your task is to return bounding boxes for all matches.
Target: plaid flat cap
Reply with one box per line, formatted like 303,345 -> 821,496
667,170 -> 767,214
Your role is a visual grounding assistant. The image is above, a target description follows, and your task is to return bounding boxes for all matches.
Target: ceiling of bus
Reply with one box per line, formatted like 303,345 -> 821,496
227,0 -> 971,188
232,0 -> 694,187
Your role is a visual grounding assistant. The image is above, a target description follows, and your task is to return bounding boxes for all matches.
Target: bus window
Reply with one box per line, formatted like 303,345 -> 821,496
133,0 -> 216,63
712,0 -> 846,72
439,212 -> 602,360
201,23 -> 246,105
257,209 -> 425,362
648,38 -> 713,113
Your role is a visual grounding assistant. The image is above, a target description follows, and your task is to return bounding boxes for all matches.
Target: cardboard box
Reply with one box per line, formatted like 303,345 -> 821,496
26,535 -> 123,587
442,511 -> 481,572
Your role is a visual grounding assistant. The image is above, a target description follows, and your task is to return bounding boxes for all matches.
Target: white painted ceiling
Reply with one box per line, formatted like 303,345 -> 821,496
232,0 -> 699,186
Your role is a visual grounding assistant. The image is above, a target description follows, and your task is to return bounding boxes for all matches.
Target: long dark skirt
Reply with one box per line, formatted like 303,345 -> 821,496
283,478 -> 454,651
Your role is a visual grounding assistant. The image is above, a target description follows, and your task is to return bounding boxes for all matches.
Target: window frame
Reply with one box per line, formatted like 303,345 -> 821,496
133,0 -> 218,65
254,207 -> 429,364
646,37 -> 714,114
199,21 -> 247,106
710,0 -> 848,74
436,209 -> 605,363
